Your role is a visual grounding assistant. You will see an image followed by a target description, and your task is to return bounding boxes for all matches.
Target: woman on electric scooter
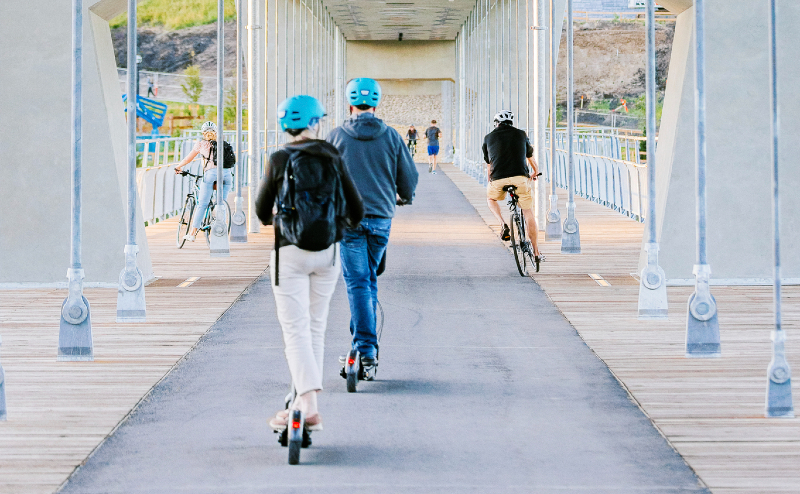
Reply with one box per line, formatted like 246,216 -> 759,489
256,95 -> 364,431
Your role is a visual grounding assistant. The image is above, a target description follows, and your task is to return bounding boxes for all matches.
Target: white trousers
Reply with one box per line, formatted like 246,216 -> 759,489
269,244 -> 341,396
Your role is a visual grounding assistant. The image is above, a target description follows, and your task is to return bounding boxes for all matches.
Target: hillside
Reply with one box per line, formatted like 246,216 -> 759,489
113,22 -> 238,76
110,0 -> 235,30
115,19 -> 673,102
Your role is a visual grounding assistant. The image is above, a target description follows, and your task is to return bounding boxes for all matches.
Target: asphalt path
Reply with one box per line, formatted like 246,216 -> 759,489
60,164 -> 708,493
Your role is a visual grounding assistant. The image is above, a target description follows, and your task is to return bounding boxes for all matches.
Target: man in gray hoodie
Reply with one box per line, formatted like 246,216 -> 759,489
327,78 -> 418,373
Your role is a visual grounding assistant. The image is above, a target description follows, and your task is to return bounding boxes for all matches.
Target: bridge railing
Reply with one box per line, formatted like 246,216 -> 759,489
454,127 -> 648,223
134,130 -> 285,226
545,129 -> 647,222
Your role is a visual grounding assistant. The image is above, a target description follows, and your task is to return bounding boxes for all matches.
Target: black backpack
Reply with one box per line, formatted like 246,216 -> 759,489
273,150 -> 346,283
208,140 -> 237,169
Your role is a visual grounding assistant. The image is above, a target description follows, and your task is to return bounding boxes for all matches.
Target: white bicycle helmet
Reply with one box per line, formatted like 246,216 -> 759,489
493,110 -> 514,125
200,121 -> 217,133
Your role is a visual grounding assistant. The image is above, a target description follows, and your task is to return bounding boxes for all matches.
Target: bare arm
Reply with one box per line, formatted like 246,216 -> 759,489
174,149 -> 200,173
527,156 -> 538,179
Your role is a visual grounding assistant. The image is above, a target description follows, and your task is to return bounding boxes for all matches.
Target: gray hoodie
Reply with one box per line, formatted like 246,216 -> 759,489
327,113 -> 418,219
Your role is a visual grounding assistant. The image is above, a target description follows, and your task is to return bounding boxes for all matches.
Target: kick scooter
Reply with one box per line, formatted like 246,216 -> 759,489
340,250 -> 386,393
273,386 -> 313,465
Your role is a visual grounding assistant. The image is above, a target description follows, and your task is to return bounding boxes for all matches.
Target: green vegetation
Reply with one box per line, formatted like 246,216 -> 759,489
110,0 -> 236,30
181,65 -> 204,105
629,93 -> 664,124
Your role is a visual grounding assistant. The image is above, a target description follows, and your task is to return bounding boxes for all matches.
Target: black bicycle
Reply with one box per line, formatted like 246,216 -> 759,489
503,183 -> 541,276
407,139 -> 417,155
176,171 -> 231,248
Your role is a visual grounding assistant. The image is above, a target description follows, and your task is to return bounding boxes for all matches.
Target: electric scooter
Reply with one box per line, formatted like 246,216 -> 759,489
273,387 -> 313,465
340,250 -> 386,393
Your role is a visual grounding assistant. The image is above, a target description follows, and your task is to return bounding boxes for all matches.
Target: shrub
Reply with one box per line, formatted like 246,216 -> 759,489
181,65 -> 203,105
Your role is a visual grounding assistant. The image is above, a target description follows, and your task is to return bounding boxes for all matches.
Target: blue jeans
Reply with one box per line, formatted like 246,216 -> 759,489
340,217 -> 392,359
192,168 -> 233,229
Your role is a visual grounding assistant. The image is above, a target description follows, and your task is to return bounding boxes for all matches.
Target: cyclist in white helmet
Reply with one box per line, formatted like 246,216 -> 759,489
174,121 -> 233,242
482,110 -> 543,264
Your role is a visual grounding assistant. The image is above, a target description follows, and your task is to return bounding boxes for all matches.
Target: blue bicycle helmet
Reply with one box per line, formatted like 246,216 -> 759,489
277,95 -> 327,131
346,78 -> 382,107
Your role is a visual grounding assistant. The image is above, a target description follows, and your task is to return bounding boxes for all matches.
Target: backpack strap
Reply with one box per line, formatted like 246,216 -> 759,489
273,153 -> 296,287
274,231 -> 280,286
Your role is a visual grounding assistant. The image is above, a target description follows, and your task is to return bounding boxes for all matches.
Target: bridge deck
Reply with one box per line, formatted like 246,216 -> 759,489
442,163 -> 800,494
0,200 -> 274,494
0,165 -> 797,493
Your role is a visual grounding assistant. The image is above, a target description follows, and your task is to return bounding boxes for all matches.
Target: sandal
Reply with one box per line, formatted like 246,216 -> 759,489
268,409 -> 290,431
305,414 -> 323,431
269,410 -> 324,431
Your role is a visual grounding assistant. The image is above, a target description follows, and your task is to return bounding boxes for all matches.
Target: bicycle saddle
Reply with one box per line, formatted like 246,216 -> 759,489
502,185 -> 517,192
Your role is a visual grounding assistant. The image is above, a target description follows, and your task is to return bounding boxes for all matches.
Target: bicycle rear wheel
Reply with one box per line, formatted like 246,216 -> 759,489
510,212 -> 527,277
176,197 -> 195,249
518,212 -> 536,272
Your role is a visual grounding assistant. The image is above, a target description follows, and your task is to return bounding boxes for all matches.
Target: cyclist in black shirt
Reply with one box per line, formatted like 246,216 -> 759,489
482,110 -> 542,261
406,125 -> 418,155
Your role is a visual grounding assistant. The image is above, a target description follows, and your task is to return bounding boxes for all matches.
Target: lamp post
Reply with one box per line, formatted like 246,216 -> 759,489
637,0 -> 668,320
116,0 -> 147,322
231,0 -> 248,243
765,0 -> 793,418
545,0 -> 562,241
59,0 -> 93,361
560,0 -> 580,254
685,0 -> 720,357
535,0 -> 547,232
247,0 -> 261,234
209,0 -> 231,257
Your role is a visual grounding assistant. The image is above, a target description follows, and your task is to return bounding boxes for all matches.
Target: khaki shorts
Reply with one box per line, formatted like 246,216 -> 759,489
487,176 -> 533,209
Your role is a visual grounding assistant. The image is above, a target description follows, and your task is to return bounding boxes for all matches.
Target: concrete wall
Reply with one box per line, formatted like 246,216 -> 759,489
643,0 -> 800,281
0,0 -> 153,285
346,41 -> 455,83
344,40 -> 456,157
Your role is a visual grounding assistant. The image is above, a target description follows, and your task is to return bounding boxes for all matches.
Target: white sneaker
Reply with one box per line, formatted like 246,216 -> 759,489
183,234 -> 195,242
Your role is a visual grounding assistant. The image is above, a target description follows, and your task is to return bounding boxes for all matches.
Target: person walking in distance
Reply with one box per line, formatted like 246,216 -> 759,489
146,75 -> 156,98
483,110 -> 544,265
424,120 -> 441,174
327,78 -> 418,377
256,95 -> 364,430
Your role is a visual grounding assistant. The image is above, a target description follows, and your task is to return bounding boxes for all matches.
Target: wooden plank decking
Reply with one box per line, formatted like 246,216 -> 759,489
1,165 -> 799,493
441,163 -> 800,494
0,204 -> 274,494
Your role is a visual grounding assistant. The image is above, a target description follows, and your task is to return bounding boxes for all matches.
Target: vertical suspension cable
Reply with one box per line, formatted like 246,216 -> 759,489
501,0 -> 505,110
515,0 -> 520,124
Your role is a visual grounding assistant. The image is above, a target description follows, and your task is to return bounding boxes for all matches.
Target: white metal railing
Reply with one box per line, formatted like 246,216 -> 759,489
453,127 -> 649,223
545,129 -> 648,222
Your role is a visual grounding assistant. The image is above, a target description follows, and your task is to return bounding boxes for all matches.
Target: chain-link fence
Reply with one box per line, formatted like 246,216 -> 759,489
118,68 -> 238,106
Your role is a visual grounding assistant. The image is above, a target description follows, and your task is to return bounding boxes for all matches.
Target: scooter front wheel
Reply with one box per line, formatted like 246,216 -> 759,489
345,349 -> 360,393
288,410 -> 304,465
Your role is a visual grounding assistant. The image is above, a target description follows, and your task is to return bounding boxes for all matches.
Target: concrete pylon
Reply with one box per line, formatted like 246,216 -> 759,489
0,0 -> 153,286
643,0 -> 800,282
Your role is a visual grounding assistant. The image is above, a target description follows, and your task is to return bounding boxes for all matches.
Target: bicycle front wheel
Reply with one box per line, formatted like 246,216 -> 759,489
176,197 -> 195,249
510,213 -> 527,277
204,200 -> 232,246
